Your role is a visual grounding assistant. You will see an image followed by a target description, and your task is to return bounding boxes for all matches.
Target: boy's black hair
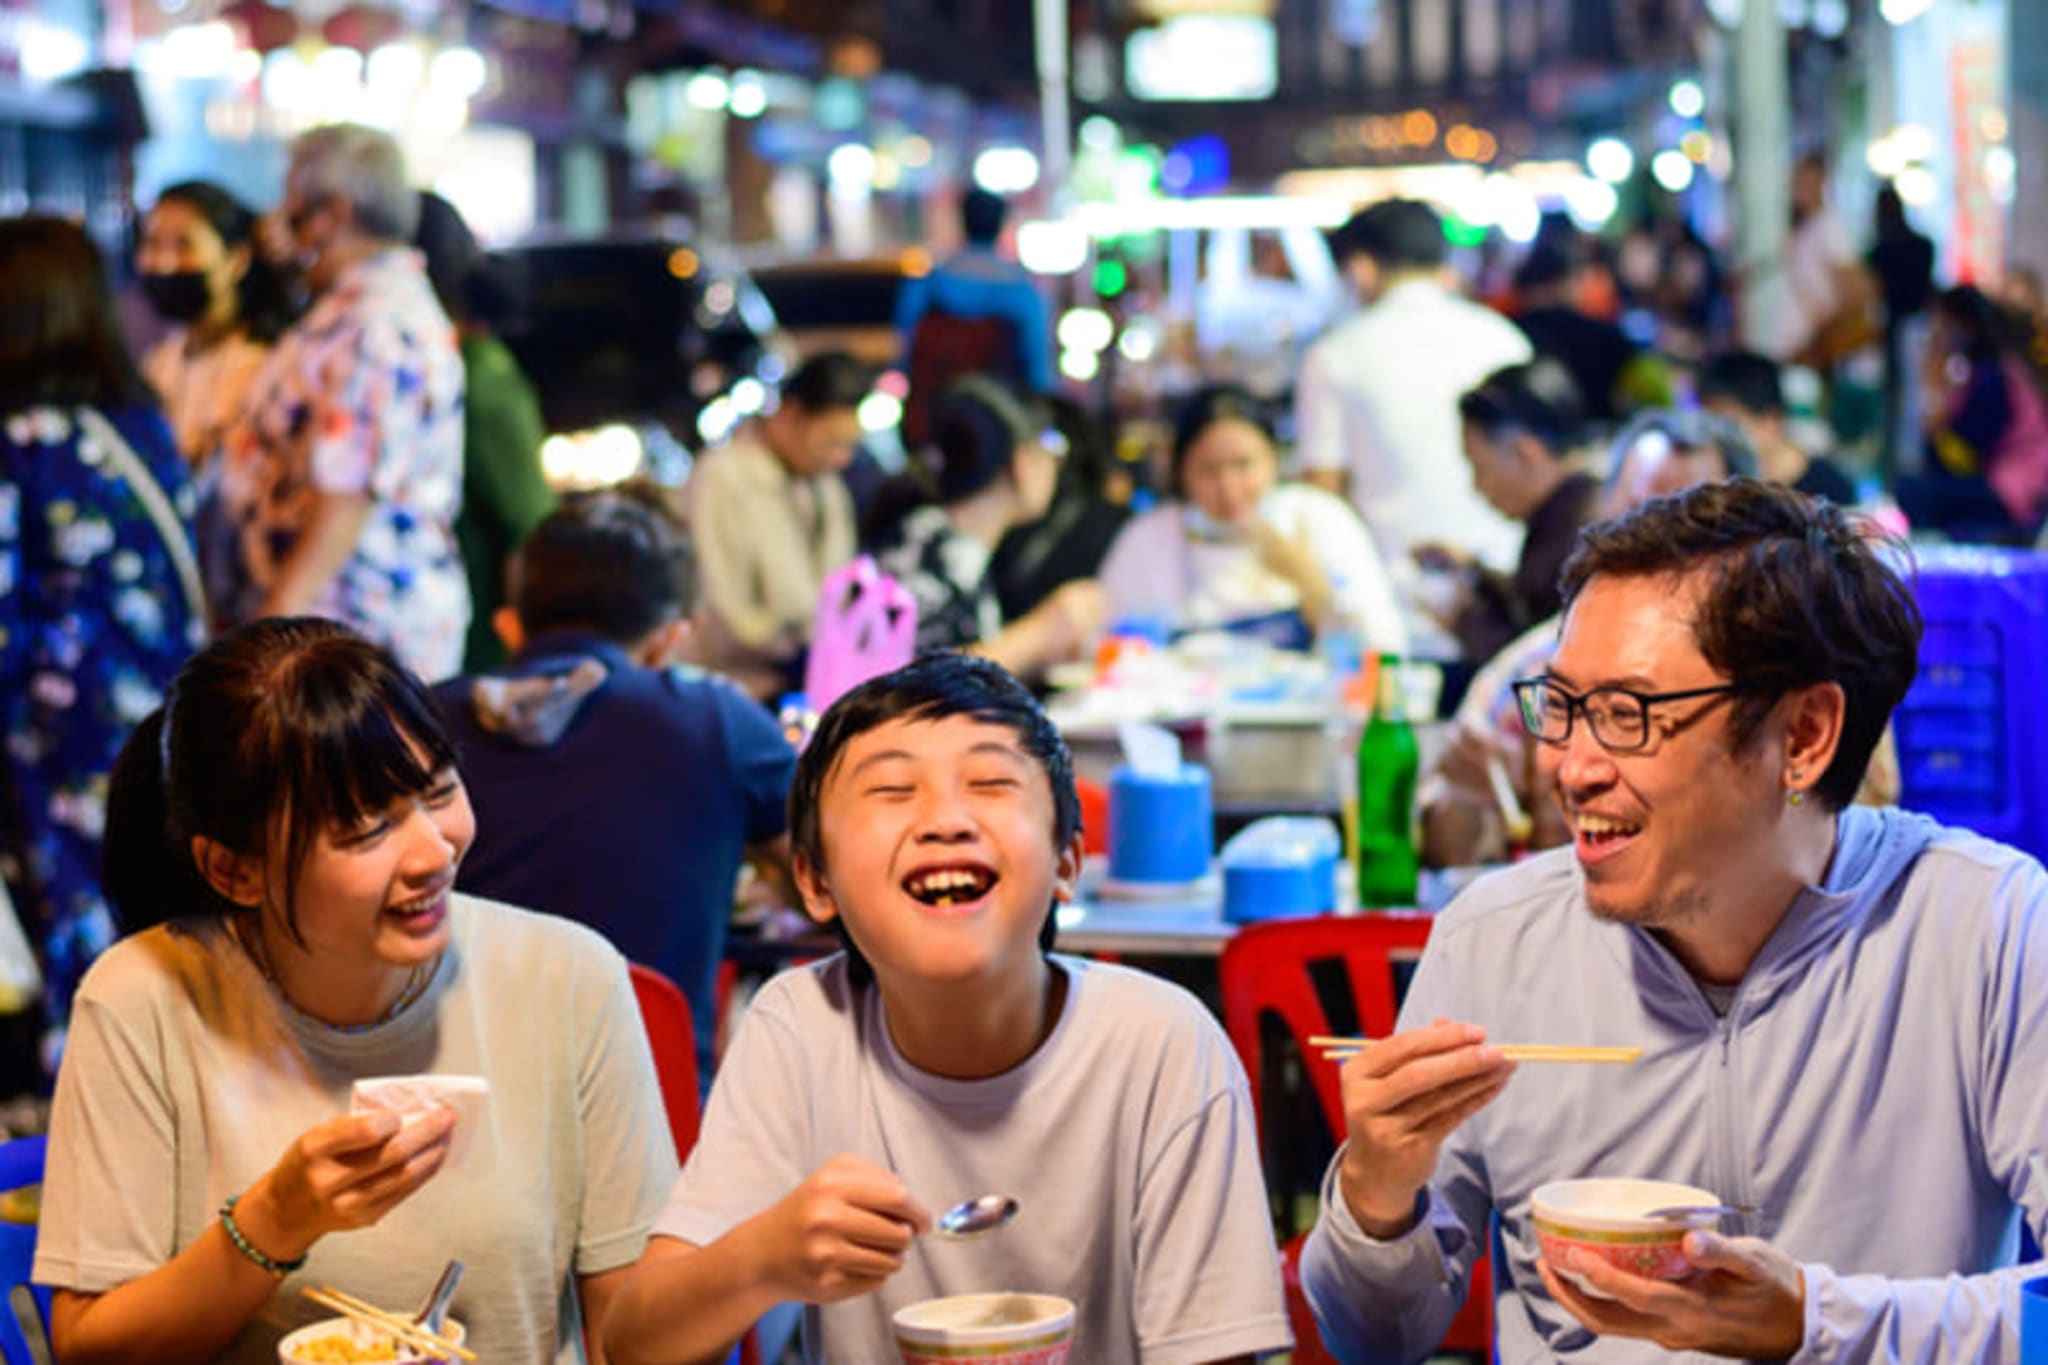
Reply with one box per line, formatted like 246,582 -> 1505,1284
790,653 -> 1081,985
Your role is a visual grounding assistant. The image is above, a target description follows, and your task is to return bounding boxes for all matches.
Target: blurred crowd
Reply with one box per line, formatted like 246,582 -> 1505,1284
4,119 -> 2048,1097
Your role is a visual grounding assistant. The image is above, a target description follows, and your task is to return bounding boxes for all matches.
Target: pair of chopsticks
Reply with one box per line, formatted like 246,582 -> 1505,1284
302,1286 -> 477,1362
1309,1034 -> 1642,1065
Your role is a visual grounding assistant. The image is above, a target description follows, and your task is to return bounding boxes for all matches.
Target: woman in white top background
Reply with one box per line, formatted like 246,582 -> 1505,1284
136,181 -> 295,469
1098,385 -> 1407,655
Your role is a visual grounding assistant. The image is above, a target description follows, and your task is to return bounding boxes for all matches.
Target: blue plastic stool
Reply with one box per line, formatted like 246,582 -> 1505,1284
1896,547 -> 2048,861
0,1134 -> 49,1365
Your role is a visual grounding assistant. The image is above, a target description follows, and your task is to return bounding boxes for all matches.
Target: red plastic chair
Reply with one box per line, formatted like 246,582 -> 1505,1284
629,962 -> 702,1161
628,963 -> 762,1365
1075,775 -> 1110,858
1218,914 -> 1494,1362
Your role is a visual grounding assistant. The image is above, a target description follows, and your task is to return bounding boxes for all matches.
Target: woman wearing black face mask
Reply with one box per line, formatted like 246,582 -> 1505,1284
136,181 -> 295,470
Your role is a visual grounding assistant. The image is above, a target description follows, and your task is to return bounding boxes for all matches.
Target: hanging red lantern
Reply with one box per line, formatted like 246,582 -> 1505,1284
321,5 -> 405,53
220,0 -> 299,54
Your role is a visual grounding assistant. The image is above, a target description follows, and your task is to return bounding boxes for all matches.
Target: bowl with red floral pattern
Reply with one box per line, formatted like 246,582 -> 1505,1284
1531,1177 -> 1722,1297
893,1292 -> 1073,1365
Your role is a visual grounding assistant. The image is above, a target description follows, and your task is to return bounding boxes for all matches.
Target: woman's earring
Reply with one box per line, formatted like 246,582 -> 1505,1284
1788,767 -> 1805,807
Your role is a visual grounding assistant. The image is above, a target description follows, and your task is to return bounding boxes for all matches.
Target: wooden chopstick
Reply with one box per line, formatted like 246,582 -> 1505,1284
1309,1035 -> 1642,1065
302,1286 -> 478,1362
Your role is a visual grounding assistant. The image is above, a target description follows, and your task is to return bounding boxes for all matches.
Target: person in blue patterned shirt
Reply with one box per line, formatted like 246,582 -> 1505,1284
0,215 -> 207,1067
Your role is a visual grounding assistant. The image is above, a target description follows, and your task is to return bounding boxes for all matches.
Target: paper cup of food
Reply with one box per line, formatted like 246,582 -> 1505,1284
893,1292 -> 1074,1365
277,1316 -> 466,1364
1531,1177 -> 1720,1297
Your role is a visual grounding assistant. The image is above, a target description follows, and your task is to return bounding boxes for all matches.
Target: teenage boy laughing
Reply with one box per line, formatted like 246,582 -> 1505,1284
604,653 -> 1290,1365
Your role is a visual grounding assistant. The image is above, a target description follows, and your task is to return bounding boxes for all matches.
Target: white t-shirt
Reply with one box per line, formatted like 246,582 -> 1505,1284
1293,279 -> 1531,573
655,954 -> 1292,1365
33,896 -> 678,1365
1097,482 -> 1409,656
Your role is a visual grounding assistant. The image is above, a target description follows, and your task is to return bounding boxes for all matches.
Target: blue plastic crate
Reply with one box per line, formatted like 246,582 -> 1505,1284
1895,547 -> 2048,860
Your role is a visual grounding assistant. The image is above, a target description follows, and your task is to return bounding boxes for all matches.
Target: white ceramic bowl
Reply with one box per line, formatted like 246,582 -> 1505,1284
893,1292 -> 1074,1365
276,1315 -> 466,1364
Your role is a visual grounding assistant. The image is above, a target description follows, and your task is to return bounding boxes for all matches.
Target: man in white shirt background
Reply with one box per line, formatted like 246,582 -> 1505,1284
1294,199 -> 1533,643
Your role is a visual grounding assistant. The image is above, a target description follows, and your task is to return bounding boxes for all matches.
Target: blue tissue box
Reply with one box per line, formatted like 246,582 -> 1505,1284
1108,764 -> 1214,884
1221,817 -> 1341,923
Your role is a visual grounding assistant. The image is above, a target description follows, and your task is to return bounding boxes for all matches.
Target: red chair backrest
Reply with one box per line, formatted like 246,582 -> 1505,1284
1218,913 -> 1435,1149
1075,776 -> 1110,858
1219,913 -> 1495,1357
629,962 -> 702,1161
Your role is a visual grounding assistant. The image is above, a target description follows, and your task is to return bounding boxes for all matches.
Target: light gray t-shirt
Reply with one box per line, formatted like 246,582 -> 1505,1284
33,895 -> 678,1365
655,954 -> 1291,1365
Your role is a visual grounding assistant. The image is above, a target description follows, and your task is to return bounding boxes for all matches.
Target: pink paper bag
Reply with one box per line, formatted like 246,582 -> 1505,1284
804,555 -> 919,713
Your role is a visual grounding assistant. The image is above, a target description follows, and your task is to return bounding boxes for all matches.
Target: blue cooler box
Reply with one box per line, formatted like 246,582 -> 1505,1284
1895,547 -> 2048,862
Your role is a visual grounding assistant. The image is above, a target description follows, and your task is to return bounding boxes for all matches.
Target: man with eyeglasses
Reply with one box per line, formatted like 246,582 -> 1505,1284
1303,479 -> 2048,1362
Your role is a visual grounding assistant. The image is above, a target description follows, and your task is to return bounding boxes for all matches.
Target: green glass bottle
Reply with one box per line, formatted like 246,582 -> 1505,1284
1355,653 -> 1420,907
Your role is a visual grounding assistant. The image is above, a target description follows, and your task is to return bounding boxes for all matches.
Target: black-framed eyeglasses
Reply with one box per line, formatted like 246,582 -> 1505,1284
1511,676 -> 1751,753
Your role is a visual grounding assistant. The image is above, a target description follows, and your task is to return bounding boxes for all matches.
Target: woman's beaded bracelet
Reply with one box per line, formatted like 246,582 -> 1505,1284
219,1193 -> 307,1276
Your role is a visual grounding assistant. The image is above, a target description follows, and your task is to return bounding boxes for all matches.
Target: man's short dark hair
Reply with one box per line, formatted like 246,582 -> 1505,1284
790,653 -> 1082,985
1559,478 -> 1922,811
1603,408 -> 1760,492
1698,351 -> 1787,418
962,188 -> 1008,247
1330,206 -> 1374,264
514,487 -> 695,644
781,351 -> 871,414
1348,198 -> 1447,271
1460,360 -> 1585,455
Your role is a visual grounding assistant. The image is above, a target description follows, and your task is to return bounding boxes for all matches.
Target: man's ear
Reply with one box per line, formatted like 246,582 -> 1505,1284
1051,831 -> 1085,904
1781,681 -> 1847,800
493,607 -> 525,657
191,835 -> 264,909
635,616 -> 694,669
793,851 -> 840,927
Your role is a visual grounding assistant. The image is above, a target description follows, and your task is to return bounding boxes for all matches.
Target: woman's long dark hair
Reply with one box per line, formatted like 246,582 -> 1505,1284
861,376 -> 1043,546
0,215 -> 152,415
150,180 -> 298,344
103,618 -> 461,942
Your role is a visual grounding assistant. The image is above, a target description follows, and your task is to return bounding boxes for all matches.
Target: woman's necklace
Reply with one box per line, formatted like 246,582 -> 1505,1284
232,917 -> 432,1035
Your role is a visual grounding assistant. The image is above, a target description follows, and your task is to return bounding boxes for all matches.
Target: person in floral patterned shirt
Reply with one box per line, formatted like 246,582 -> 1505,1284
0,216 -> 206,1066
215,123 -> 468,680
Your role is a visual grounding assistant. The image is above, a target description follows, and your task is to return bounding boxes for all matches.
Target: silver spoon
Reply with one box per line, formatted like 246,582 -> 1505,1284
932,1194 -> 1019,1240
1643,1203 -> 1756,1222
414,1257 -> 464,1333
